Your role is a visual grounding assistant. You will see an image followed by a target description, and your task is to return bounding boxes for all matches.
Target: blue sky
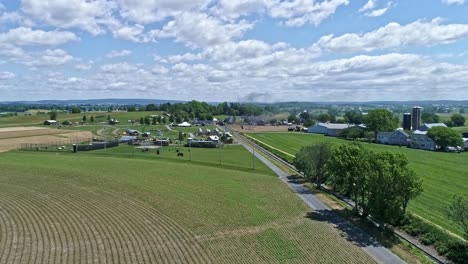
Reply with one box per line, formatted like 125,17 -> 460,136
1,0 -> 468,102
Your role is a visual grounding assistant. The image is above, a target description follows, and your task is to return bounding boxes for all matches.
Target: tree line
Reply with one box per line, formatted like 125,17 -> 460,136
293,142 -> 423,227
293,142 -> 468,258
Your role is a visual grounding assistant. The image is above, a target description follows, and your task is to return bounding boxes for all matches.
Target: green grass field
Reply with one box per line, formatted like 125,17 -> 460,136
247,132 -> 468,238
0,149 -> 376,263
85,144 -> 274,176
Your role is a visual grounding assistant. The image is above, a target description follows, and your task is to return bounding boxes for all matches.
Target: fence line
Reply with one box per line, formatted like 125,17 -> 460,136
20,137 -> 93,151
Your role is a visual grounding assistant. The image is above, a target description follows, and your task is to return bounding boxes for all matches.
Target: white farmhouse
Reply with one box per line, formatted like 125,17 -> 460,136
410,130 -> 436,151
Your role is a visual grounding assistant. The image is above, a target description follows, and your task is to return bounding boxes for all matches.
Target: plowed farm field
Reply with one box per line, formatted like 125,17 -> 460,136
0,151 -> 376,263
0,127 -> 92,152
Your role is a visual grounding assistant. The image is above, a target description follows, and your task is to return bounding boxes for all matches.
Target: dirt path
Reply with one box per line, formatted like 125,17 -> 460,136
95,128 -> 105,137
111,128 -> 120,136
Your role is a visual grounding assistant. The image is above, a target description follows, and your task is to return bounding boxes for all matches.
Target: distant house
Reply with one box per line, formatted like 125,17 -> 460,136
410,130 -> 436,151
207,135 -> 219,143
307,122 -> 350,137
377,130 -> 410,146
178,122 -> 191,127
126,129 -> 140,136
418,123 -> 447,131
44,120 -> 58,125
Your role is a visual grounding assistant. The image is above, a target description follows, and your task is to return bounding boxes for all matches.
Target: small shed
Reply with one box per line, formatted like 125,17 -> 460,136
44,120 -> 58,125
178,122 -> 191,127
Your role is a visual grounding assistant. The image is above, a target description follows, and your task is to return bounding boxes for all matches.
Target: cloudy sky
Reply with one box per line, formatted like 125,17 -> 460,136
1,0 -> 468,102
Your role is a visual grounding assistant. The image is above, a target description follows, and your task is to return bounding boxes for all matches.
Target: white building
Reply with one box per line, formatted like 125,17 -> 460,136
178,121 -> 191,127
410,130 -> 436,151
377,130 -> 410,146
307,123 -> 350,137
418,123 -> 447,131
44,120 -> 58,125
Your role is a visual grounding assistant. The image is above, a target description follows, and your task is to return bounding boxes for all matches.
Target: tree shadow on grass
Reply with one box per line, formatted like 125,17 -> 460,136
306,209 -> 398,249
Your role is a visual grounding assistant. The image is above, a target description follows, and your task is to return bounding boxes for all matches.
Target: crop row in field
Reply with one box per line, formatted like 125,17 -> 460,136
0,151 -> 376,263
246,132 -> 468,237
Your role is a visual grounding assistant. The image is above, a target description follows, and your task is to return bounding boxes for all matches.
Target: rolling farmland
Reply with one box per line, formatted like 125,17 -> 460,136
246,132 -> 468,237
0,150 -> 376,263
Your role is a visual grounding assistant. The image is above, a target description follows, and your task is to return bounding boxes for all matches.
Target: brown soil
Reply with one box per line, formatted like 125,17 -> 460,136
0,127 -> 93,152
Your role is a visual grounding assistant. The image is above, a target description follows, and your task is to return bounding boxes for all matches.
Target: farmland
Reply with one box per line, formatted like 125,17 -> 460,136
0,150 -> 376,263
246,132 -> 468,238
0,111 -> 164,128
0,127 -> 92,152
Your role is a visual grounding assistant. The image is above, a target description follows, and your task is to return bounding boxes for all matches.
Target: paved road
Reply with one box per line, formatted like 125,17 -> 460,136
238,139 -> 406,264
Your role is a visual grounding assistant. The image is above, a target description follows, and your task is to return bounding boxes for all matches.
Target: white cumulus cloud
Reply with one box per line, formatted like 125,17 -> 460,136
0,27 -> 79,46
316,18 -> 468,53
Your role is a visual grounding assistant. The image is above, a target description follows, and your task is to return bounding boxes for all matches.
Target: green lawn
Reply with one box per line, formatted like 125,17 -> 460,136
247,132 -> 468,238
0,149 -> 375,263
85,144 -> 274,176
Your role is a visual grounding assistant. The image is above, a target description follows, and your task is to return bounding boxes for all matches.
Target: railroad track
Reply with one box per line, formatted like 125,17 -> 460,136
229,128 -> 446,264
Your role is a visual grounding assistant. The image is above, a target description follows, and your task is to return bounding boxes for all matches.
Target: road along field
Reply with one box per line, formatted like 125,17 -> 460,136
0,150 -> 377,263
0,127 -> 93,152
246,132 -> 468,238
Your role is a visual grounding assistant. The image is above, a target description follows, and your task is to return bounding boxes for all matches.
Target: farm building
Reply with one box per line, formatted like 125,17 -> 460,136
307,123 -> 350,137
376,130 -> 410,146
207,135 -> 219,143
119,136 -> 137,143
178,122 -> 191,127
185,139 -> 218,148
154,139 -> 169,146
126,129 -> 140,136
43,120 -> 58,125
418,123 -> 447,131
410,130 -> 436,151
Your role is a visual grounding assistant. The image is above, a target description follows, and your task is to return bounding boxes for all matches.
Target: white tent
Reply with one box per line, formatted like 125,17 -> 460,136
178,121 -> 191,127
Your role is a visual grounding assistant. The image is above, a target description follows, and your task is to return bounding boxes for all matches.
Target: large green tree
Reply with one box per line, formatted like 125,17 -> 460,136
422,112 -> 440,123
71,107 -> 81,114
49,111 -> 57,120
293,143 -> 332,189
367,152 -> 422,225
365,109 -> 398,139
451,114 -> 465,127
344,110 -> 364,124
427,126 -> 463,149
327,143 -> 371,214
327,144 -> 423,224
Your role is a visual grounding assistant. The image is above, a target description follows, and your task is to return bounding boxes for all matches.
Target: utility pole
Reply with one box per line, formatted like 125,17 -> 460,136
252,143 -> 255,170
219,142 -> 222,165
189,141 -> 192,161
